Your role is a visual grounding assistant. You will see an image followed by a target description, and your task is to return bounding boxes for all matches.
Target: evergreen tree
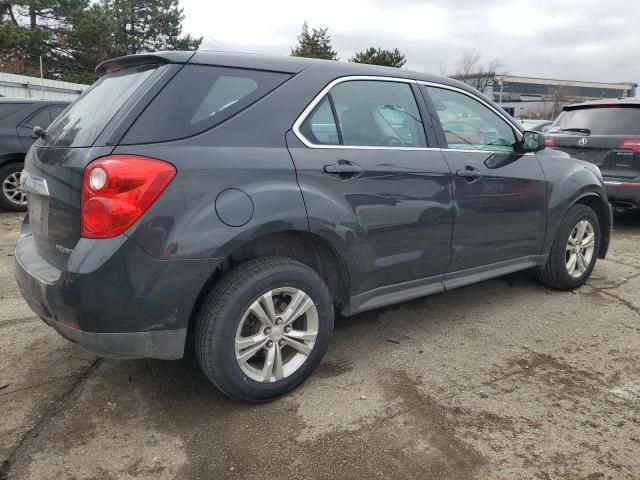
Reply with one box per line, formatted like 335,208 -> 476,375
0,0 -> 200,83
349,47 -> 406,68
290,22 -> 337,60
107,0 -> 200,55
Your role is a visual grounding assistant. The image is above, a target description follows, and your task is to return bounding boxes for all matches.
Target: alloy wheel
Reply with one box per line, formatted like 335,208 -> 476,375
2,171 -> 27,206
565,220 -> 595,278
234,287 -> 319,383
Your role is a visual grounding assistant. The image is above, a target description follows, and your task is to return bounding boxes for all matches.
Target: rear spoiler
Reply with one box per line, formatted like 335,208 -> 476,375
95,51 -> 196,77
563,101 -> 640,112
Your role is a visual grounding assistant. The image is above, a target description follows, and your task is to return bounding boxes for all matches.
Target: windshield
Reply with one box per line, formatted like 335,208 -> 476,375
550,106 -> 640,136
42,65 -> 156,147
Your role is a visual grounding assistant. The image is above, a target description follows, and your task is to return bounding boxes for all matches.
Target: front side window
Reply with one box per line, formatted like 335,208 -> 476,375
425,86 -> 517,152
300,80 -> 427,148
22,107 -> 51,128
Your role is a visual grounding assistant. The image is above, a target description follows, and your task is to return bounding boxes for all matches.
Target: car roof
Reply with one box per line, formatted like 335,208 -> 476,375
564,97 -> 640,110
97,50 -> 483,98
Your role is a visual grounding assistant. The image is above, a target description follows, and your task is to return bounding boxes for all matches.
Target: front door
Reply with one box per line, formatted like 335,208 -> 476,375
287,78 -> 453,300
421,85 -> 548,276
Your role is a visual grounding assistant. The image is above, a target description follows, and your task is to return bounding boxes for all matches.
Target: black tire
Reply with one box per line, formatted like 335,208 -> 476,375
0,162 -> 27,212
195,256 -> 334,402
538,204 -> 601,290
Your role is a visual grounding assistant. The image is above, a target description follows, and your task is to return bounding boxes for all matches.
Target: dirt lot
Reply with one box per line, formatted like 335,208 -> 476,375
1,210 -> 639,480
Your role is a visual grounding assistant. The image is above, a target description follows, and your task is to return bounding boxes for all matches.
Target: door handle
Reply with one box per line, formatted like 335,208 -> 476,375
323,160 -> 363,176
456,168 -> 483,181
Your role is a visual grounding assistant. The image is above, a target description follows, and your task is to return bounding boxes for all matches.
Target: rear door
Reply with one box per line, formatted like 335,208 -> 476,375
547,105 -> 640,180
421,84 -> 547,277
287,77 -> 453,297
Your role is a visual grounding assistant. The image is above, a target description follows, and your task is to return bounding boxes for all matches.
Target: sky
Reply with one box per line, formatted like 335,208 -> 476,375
182,0 -> 639,87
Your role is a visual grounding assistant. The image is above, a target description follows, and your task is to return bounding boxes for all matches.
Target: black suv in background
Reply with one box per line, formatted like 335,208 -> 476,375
0,99 -> 69,211
15,52 -> 611,402
546,99 -> 640,210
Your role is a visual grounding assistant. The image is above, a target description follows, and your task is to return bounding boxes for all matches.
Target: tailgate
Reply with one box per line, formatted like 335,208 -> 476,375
24,146 -> 113,270
551,135 -> 640,179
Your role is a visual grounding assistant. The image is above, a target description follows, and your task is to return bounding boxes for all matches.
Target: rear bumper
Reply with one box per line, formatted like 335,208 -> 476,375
604,180 -> 640,208
15,219 -> 222,360
46,318 -> 186,360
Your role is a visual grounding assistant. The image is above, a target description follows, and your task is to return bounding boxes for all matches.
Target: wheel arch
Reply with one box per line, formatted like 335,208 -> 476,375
0,153 -> 26,168
187,230 -> 351,333
543,188 -> 611,261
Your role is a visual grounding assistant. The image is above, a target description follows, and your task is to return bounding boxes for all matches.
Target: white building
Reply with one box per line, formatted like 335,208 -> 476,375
0,72 -> 88,101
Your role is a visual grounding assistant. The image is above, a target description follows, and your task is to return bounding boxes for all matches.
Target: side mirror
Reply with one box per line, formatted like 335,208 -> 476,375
32,125 -> 46,139
521,130 -> 546,152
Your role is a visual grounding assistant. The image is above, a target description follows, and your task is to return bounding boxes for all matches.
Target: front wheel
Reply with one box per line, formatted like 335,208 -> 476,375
0,163 -> 27,212
195,257 -> 334,402
538,204 -> 601,290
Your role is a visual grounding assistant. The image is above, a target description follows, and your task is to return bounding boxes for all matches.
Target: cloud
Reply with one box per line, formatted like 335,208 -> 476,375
182,0 -> 639,84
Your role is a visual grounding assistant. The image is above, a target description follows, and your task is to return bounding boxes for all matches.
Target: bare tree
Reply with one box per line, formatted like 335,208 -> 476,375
549,84 -> 577,119
449,48 -> 504,94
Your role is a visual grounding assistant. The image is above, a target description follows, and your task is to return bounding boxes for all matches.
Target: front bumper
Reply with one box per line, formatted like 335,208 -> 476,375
15,220 -> 222,360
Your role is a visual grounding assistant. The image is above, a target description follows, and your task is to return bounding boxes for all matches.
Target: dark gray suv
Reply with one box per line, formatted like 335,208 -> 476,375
15,51 -> 612,401
0,99 -> 69,210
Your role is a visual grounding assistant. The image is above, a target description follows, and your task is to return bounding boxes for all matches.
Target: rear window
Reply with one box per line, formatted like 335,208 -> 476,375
122,65 -> 291,144
0,103 -> 29,120
551,106 -> 640,136
42,65 -> 156,147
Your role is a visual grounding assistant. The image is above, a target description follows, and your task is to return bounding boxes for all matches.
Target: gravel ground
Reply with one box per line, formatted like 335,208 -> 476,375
1,210 -> 639,480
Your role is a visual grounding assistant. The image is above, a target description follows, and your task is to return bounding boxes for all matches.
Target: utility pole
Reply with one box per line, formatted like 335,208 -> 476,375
39,56 -> 45,98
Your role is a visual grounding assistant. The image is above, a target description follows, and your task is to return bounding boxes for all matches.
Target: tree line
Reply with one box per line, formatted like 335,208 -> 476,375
0,9 -> 501,85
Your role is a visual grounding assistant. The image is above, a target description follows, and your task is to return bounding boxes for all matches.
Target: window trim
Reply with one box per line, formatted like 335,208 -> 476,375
293,75 -> 433,151
293,76 -> 527,153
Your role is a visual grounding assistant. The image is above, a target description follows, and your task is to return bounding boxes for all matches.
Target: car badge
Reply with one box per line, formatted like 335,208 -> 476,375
578,137 -> 588,146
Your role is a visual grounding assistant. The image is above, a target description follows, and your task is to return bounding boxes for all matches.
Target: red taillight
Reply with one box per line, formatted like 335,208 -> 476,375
545,136 -> 555,147
81,155 -> 176,239
620,139 -> 640,154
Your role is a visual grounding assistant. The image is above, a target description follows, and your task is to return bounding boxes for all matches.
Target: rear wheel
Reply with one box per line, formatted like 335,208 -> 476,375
538,204 -> 600,290
0,163 -> 27,212
195,257 -> 333,402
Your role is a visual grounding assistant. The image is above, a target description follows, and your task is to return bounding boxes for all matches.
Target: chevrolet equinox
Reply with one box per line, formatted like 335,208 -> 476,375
16,51 -> 612,402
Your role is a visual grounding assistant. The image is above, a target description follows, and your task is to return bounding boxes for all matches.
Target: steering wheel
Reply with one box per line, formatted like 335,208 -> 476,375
376,136 -> 403,147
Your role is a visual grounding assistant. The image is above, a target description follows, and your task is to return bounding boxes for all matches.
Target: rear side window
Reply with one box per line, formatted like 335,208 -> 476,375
123,65 -> 291,144
551,107 -> 640,135
299,97 -> 340,145
43,64 -> 156,147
